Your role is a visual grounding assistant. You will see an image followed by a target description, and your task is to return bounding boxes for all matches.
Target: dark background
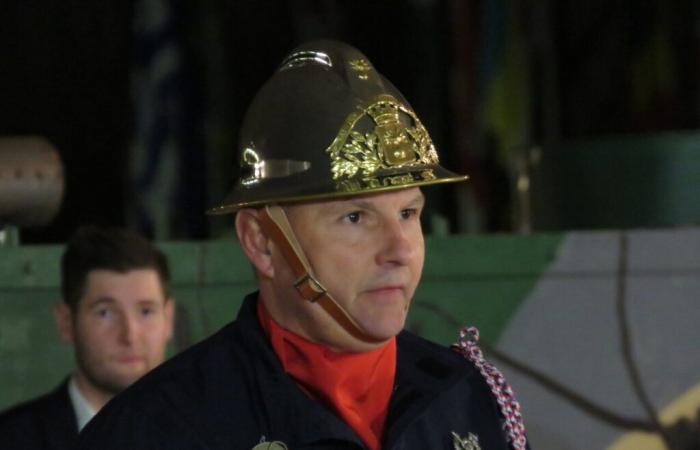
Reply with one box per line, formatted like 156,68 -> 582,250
2,0 -> 699,243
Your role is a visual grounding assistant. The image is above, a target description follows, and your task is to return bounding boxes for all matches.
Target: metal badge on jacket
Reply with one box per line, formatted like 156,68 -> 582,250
452,431 -> 481,450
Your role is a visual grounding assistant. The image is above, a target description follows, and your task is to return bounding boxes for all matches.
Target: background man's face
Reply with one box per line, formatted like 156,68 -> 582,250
270,187 -> 425,349
60,269 -> 174,396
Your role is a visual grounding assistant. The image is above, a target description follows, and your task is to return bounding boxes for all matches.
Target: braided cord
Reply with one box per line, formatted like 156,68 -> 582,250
451,326 -> 528,450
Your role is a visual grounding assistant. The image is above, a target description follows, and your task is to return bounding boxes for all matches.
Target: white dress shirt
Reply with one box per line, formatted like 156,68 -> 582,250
67,376 -> 97,431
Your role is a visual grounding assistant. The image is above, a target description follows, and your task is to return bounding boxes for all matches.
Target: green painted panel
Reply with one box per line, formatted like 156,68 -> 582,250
0,246 -> 63,289
424,234 -> 562,277
532,131 -> 700,230
412,279 -> 545,345
0,290 -> 73,408
417,233 -> 563,345
0,232 -> 563,411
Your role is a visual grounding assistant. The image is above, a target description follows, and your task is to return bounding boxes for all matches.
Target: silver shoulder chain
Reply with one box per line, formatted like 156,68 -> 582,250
451,326 -> 528,450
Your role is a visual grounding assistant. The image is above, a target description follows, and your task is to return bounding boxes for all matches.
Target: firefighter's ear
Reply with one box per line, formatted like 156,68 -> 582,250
235,209 -> 274,278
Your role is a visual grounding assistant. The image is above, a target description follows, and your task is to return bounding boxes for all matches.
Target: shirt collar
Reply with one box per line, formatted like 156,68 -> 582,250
68,375 -> 98,431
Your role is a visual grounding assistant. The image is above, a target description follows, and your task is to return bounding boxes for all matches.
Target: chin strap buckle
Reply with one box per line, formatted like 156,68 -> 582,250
294,273 -> 326,303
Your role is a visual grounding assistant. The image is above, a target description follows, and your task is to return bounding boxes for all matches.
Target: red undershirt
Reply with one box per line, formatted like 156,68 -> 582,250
257,300 -> 396,450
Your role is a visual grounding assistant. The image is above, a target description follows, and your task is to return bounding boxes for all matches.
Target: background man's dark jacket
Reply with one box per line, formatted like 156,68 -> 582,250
0,380 -> 78,450
77,293 -> 521,449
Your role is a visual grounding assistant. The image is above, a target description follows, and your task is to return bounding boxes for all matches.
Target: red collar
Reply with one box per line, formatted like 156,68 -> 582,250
257,299 -> 396,450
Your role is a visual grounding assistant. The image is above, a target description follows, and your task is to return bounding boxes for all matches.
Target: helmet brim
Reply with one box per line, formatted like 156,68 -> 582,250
207,165 -> 467,215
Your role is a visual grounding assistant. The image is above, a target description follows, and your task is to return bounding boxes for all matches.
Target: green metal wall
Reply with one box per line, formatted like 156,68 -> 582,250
0,234 -> 562,411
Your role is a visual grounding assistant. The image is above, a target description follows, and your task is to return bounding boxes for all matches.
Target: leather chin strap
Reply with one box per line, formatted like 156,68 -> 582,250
258,204 -> 383,345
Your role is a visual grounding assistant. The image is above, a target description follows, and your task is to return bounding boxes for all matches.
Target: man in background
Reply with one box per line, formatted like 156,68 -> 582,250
0,226 -> 175,449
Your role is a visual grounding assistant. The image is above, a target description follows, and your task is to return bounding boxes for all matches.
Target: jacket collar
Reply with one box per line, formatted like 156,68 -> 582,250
234,293 -> 363,447
234,292 -> 474,448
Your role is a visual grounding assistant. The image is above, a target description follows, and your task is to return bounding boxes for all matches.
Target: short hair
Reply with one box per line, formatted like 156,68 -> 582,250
61,226 -> 171,310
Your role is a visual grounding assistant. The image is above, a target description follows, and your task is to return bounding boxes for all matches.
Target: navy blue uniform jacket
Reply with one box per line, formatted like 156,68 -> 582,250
77,294 -> 520,449
0,380 -> 78,450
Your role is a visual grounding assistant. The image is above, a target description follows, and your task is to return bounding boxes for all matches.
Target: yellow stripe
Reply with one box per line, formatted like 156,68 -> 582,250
607,382 -> 700,450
